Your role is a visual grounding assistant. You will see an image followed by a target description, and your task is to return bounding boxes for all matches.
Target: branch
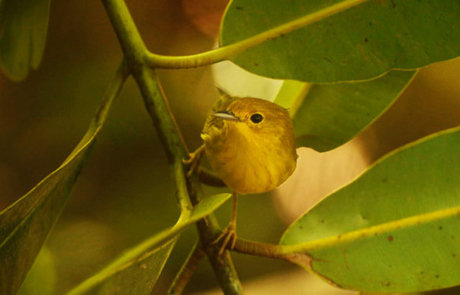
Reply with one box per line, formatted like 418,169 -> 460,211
135,67 -> 192,214
231,239 -> 286,259
187,177 -> 243,295
231,238 -> 312,269
101,0 -> 147,70
135,63 -> 243,294
144,0 -> 369,69
101,0 -> 243,293
198,166 -> 226,187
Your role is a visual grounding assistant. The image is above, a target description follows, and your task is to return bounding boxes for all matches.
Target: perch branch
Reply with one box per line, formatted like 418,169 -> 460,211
187,177 -> 243,294
101,0 -> 242,293
231,238 -> 312,269
198,166 -> 226,187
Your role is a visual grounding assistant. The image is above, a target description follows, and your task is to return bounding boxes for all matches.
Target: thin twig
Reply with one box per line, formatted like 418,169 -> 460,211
168,242 -> 205,295
231,238 -> 312,269
232,238 -> 286,259
198,166 -> 226,187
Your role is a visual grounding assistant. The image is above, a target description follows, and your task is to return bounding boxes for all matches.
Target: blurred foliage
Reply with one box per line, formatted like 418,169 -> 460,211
0,0 -> 50,80
0,59 -> 125,295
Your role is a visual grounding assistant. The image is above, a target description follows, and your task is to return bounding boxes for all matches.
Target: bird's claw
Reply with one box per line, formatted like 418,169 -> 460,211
212,223 -> 237,256
183,144 -> 205,178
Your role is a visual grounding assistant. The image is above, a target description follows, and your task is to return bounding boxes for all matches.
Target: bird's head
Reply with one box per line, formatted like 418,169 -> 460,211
213,97 -> 293,138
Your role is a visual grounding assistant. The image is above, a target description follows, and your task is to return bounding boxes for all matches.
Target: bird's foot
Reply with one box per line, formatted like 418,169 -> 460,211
213,223 -> 237,256
183,144 -> 205,178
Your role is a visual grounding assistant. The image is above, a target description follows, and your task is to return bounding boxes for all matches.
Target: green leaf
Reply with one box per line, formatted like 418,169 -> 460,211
275,70 -> 415,151
68,193 -> 231,295
187,193 -> 232,223
220,0 -> 460,82
0,0 -> 50,81
280,127 -> 460,292
17,247 -> 56,295
0,64 -> 127,295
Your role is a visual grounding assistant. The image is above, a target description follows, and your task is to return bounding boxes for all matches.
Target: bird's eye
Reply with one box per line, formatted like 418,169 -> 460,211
250,113 -> 264,124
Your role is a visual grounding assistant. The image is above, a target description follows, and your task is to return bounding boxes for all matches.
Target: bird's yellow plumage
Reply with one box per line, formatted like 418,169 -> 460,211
188,93 -> 298,253
201,94 -> 297,194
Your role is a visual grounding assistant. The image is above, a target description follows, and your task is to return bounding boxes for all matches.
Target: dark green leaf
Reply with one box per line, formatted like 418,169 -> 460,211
68,193 -> 231,294
72,239 -> 177,295
0,0 -> 50,80
221,0 -> 460,82
281,127 -> 460,292
0,65 -> 127,295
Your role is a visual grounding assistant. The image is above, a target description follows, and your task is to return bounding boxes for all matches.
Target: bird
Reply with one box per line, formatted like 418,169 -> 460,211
187,92 -> 297,254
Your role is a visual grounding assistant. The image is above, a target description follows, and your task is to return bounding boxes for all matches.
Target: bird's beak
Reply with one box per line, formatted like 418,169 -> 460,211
213,110 -> 240,121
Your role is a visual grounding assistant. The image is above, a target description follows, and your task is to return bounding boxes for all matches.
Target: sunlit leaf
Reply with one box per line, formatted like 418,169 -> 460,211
273,80 -> 310,115
281,127 -> 460,292
0,0 -> 50,81
274,70 -> 415,151
0,64 -> 127,295
68,193 -> 231,294
221,0 -> 460,82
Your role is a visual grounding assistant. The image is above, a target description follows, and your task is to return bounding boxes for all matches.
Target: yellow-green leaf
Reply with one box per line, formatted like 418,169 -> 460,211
273,80 -> 311,116
0,64 -> 127,295
0,0 -> 50,80
17,247 -> 56,295
281,127 -> 460,292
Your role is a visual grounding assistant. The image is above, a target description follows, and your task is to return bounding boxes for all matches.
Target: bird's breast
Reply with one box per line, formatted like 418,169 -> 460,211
203,123 -> 296,194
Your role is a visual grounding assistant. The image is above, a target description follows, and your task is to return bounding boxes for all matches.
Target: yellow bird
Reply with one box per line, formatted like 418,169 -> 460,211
190,93 -> 297,253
